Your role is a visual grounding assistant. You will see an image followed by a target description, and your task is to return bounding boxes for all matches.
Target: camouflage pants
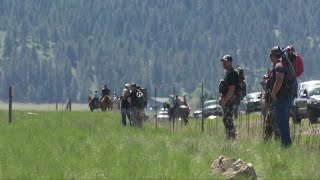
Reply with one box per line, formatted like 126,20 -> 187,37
222,101 -> 236,139
130,106 -> 144,128
264,102 -> 280,140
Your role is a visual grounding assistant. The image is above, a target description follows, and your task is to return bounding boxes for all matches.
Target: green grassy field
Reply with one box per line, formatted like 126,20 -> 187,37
0,110 -> 319,179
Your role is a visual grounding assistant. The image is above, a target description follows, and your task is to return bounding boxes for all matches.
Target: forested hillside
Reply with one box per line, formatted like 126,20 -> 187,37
0,0 -> 319,103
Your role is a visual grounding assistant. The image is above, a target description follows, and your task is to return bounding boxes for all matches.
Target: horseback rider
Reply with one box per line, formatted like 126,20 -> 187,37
101,84 -> 110,98
170,95 -> 181,118
173,95 -> 181,107
91,90 -> 99,107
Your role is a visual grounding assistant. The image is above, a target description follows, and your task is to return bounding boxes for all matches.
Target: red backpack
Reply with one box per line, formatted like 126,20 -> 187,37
287,45 -> 304,77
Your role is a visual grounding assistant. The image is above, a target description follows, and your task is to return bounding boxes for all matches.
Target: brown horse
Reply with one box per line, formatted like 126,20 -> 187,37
100,95 -> 113,111
169,105 -> 190,126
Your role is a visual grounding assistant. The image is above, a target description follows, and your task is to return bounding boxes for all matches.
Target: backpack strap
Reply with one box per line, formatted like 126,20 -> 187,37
282,48 -> 296,79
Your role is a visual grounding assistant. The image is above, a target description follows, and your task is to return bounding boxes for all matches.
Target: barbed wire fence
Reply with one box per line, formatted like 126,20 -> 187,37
150,83 -> 320,151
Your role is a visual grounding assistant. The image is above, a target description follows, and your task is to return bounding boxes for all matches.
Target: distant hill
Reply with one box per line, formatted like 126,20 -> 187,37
0,0 -> 319,103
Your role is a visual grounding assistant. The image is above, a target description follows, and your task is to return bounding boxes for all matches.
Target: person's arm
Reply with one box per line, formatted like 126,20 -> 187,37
271,72 -> 284,101
221,85 -> 235,106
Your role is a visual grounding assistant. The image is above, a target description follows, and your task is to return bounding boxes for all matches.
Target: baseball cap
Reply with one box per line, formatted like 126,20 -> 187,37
220,54 -> 233,62
270,46 -> 281,55
124,83 -> 130,88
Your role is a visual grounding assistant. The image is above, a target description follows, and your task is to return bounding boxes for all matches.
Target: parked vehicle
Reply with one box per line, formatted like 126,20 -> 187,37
203,100 -> 223,118
297,80 -> 320,95
156,108 -> 170,121
243,92 -> 262,114
192,110 -> 202,119
292,85 -> 320,124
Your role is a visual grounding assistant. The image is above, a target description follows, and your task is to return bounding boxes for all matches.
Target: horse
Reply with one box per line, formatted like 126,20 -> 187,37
100,95 -> 113,111
169,105 -> 190,126
88,95 -> 100,112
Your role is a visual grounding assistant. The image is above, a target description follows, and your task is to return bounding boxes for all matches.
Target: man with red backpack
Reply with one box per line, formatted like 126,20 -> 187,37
268,45 -> 305,147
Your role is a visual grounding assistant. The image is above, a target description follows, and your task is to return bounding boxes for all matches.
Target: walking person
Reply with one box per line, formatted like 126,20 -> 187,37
128,83 -> 145,128
269,46 -> 292,147
219,54 -> 239,140
120,83 -> 131,126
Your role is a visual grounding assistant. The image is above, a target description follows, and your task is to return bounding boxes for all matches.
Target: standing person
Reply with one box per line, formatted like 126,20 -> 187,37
261,67 -> 280,140
120,83 -> 131,126
113,92 -> 119,110
128,83 -> 145,128
219,54 -> 239,139
269,46 -> 292,147
170,95 -> 181,119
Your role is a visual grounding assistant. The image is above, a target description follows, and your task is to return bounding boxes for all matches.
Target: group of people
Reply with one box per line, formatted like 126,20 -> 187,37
90,84 -> 112,108
118,83 -> 148,127
219,45 -> 301,147
89,83 -> 148,127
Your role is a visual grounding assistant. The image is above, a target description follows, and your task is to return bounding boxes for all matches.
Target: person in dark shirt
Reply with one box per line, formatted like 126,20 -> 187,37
219,54 -> 239,140
101,84 -> 110,98
269,46 -> 292,147
128,83 -> 144,128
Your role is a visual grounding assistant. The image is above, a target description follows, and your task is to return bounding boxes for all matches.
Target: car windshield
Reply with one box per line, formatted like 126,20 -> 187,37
204,100 -> 217,107
246,92 -> 261,100
308,87 -> 320,96
300,81 -> 320,90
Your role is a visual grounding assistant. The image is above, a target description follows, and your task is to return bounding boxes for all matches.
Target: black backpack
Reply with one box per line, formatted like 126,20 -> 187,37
140,88 -> 148,108
235,66 -> 246,101
134,89 -> 145,108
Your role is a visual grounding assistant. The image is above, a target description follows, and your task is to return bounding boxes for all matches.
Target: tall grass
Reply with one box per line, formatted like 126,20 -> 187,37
0,110 -> 319,179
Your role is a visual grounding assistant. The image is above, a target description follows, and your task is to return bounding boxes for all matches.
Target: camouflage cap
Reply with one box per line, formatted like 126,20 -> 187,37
220,54 -> 233,62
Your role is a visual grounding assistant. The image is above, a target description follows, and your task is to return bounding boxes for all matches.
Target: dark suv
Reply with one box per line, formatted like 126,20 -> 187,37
292,86 -> 320,124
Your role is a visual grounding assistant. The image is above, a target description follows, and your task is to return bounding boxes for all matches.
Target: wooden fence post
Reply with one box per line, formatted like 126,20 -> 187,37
201,83 -> 204,132
155,87 -> 157,129
69,99 -> 72,111
9,86 -> 13,124
65,98 -> 72,111
172,87 -> 175,131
